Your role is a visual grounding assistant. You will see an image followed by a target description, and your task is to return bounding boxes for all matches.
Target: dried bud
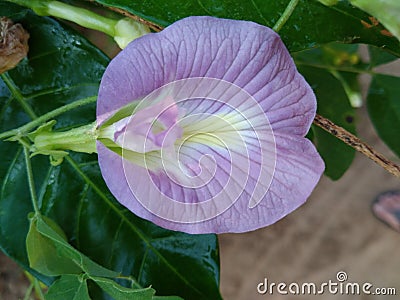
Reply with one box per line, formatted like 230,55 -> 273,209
0,17 -> 29,74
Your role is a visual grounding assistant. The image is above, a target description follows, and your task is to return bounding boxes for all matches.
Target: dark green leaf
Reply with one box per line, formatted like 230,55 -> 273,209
294,45 -> 357,179
45,275 -> 91,300
367,74 -> 400,157
94,0 -> 400,54
0,3 -> 221,300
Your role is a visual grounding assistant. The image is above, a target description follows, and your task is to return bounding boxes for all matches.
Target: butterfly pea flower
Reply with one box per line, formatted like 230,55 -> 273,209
96,16 -> 325,234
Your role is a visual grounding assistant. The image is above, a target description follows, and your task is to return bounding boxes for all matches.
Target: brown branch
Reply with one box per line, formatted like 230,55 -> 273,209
84,0 -> 164,32
313,114 -> 400,178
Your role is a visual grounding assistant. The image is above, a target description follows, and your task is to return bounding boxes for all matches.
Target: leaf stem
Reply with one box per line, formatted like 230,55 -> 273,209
5,0 -> 150,48
115,274 -> 143,289
6,0 -> 116,35
83,0 -> 163,32
33,277 -> 45,300
313,114 -> 400,178
23,145 -> 40,213
273,0 -> 300,32
22,282 -> 34,300
1,73 -> 37,119
0,96 -> 97,140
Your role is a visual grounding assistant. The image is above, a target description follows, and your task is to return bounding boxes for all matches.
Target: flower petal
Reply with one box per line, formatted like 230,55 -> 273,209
97,132 -> 323,233
97,16 -> 324,233
97,16 -> 315,135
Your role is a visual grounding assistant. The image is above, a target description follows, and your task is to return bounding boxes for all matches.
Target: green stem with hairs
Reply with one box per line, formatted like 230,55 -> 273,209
23,145 -> 40,214
5,0 -> 150,48
273,0 -> 300,32
0,95 -> 97,140
7,0 -> 117,35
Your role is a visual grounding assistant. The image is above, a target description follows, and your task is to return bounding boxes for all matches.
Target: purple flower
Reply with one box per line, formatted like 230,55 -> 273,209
96,16 -> 325,234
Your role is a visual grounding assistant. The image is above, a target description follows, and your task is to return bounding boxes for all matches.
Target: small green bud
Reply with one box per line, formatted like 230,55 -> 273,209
114,18 -> 151,49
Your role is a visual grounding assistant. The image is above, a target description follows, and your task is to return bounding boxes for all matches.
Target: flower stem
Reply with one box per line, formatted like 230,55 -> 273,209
84,0 -> 164,32
0,95 -> 97,140
1,73 -> 37,119
23,145 -> 40,214
33,277 -> 45,300
313,114 -> 400,178
8,0 -> 116,36
22,282 -> 34,300
273,0 -> 300,32
6,0 -> 150,48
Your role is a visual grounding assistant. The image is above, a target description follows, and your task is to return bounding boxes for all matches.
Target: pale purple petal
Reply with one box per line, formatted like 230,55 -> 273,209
97,16 -> 315,134
96,16 -> 325,233
112,95 -> 182,152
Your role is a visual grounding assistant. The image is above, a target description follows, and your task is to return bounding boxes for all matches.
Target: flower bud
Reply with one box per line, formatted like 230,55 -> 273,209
114,18 -> 150,49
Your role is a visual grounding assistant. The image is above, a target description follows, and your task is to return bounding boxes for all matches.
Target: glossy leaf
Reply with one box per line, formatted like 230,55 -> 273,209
45,275 -> 91,300
367,74 -> 400,157
93,0 -> 400,54
0,3 -> 221,300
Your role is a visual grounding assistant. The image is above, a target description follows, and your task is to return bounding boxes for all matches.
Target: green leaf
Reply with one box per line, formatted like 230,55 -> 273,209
26,214 -> 82,276
27,213 -> 119,277
91,276 -> 155,300
93,0 -> 400,54
0,3 -> 221,300
367,74 -> 400,157
45,275 -> 91,300
294,45 -> 357,179
349,0 -> 400,42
